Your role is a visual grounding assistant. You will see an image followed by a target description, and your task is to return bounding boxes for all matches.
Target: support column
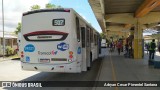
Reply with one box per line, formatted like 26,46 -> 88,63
133,19 -> 143,59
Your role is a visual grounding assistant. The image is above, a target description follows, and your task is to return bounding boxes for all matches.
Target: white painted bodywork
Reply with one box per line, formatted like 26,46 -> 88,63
21,8 -> 99,73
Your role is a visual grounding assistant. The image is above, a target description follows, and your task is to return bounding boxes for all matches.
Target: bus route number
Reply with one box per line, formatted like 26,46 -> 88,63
53,19 -> 65,26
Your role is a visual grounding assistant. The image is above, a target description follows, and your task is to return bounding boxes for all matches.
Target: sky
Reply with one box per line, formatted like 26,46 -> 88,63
0,0 -> 102,33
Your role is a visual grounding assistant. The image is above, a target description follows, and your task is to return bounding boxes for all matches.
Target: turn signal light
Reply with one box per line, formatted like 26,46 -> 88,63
21,55 -> 24,58
69,55 -> 73,59
21,51 -> 23,54
69,51 -> 73,62
21,51 -> 24,58
69,51 -> 73,55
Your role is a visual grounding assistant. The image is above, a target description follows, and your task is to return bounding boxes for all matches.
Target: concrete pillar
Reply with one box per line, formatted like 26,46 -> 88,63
133,19 -> 143,59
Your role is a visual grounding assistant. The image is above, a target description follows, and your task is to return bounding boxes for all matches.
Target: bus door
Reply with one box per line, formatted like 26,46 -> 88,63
81,27 -> 87,71
86,27 -> 91,70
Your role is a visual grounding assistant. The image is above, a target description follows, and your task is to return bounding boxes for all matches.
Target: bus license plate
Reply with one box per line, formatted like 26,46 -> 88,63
39,58 -> 50,63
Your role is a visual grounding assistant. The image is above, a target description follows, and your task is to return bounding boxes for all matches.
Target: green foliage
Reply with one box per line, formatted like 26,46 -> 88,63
45,3 -> 63,9
14,22 -> 21,35
106,38 -> 109,43
151,34 -> 160,39
6,46 -> 14,56
31,5 -> 41,10
100,33 -> 106,39
45,3 -> 56,8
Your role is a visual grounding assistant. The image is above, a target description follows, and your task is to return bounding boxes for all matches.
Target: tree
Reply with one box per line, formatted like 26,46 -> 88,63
31,5 -> 41,10
45,3 -> 56,9
100,33 -> 105,39
15,22 -> 21,35
57,5 -> 62,8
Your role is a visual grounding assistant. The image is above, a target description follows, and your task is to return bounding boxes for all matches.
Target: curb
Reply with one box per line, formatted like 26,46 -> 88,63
0,58 -> 11,62
0,57 -> 20,62
92,56 -> 104,90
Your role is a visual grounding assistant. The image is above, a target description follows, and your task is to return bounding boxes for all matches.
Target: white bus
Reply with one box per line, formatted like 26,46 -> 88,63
20,8 -> 100,73
101,39 -> 106,48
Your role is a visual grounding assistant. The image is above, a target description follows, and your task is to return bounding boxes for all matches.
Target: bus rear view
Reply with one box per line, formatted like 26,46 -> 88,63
21,9 -> 79,73
21,8 -> 100,73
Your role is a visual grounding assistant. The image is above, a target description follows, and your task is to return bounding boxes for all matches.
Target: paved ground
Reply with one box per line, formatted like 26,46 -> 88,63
0,49 -> 106,90
0,57 -> 12,62
94,49 -> 160,90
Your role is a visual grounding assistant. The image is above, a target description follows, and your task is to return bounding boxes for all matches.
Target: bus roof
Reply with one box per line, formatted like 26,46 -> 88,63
22,8 -> 99,34
23,8 -> 72,16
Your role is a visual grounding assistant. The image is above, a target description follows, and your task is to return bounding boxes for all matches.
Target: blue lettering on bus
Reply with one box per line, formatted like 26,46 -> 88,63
57,42 -> 69,51
26,56 -> 30,62
24,44 -> 35,52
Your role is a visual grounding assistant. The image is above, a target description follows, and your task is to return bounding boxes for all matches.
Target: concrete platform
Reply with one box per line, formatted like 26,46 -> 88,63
148,60 -> 154,65
154,61 -> 160,68
94,49 -> 160,90
145,51 -> 160,68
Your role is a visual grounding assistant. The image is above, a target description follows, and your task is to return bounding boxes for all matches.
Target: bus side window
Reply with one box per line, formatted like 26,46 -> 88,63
81,27 -> 86,48
94,34 -> 97,45
76,17 -> 80,42
90,29 -> 93,43
86,27 -> 90,47
97,35 -> 99,45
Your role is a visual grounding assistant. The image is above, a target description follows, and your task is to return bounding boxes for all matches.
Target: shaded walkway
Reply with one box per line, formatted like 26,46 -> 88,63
94,48 -> 160,90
